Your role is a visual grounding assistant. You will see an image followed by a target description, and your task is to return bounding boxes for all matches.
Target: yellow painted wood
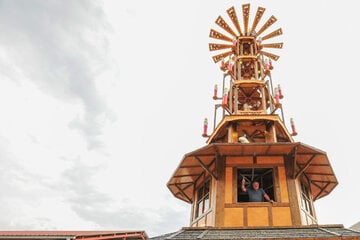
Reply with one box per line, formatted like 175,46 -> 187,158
272,207 -> 292,226
206,212 -> 214,226
247,207 -> 269,226
278,166 -> 289,203
224,208 -> 244,227
225,167 -> 233,203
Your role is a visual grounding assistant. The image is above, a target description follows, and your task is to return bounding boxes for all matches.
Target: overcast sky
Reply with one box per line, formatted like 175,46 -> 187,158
0,0 -> 359,238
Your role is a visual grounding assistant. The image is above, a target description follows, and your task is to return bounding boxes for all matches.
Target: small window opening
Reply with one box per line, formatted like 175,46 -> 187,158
237,168 -> 274,202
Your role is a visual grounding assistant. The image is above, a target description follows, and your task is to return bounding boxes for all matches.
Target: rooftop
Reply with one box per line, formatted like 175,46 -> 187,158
150,225 -> 360,240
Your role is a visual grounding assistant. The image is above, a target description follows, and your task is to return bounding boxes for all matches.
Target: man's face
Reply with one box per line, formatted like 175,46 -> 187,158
252,181 -> 259,190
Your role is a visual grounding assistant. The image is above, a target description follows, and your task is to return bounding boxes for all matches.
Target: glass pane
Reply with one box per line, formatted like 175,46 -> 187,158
204,195 -> 210,211
196,201 -> 202,217
198,186 -> 204,199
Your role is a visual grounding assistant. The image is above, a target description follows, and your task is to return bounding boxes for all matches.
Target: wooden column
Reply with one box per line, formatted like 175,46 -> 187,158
214,155 -> 226,227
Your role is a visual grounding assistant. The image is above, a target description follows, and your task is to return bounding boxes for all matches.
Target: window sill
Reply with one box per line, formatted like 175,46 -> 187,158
225,202 -> 290,207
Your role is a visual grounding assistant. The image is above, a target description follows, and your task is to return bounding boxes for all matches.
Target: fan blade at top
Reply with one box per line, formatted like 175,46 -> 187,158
227,6 -> 243,36
256,15 -> 277,37
209,29 -> 233,42
215,16 -> 237,38
261,42 -> 283,49
261,28 -> 283,41
249,7 -> 265,36
209,43 -> 233,51
212,51 -> 233,63
260,50 -> 280,61
242,4 -> 250,35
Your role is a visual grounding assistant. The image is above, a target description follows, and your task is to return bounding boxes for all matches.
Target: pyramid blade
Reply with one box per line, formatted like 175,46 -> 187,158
256,15 -> 277,36
209,43 -> 233,51
261,42 -> 283,49
242,4 -> 250,35
212,51 -> 233,63
250,7 -> 265,35
260,50 -> 280,61
215,16 -> 237,38
209,29 -> 233,42
227,6 -> 243,36
261,28 -> 283,41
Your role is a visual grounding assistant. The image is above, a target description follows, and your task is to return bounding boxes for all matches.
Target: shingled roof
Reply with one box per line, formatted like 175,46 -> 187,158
150,225 -> 360,240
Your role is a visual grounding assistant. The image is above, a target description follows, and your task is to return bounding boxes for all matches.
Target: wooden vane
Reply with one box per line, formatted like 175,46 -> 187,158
209,3 -> 283,63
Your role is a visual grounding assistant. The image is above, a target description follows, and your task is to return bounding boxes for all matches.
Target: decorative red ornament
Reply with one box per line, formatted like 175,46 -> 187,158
202,118 -> 208,137
220,60 -> 226,71
228,63 -> 233,73
232,38 -> 237,46
269,59 -> 274,70
274,87 -> 281,107
290,118 -> 298,136
278,84 -> 284,99
222,88 -> 228,106
213,84 -> 218,99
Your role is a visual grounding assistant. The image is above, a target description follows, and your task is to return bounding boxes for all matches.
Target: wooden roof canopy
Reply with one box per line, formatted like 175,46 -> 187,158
207,115 -> 294,144
167,142 -> 337,203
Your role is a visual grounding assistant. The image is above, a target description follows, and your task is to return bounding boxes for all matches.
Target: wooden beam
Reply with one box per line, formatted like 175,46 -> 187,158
195,156 -> 217,180
175,183 -> 193,203
305,172 -> 334,176
295,154 -> 316,179
311,180 -> 337,184
314,182 -> 331,200
173,173 -> 200,178
292,146 -> 298,179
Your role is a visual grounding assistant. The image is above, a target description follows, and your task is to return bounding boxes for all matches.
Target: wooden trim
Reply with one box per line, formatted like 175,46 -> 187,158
243,206 -> 248,226
227,163 -> 284,168
268,206 -> 273,226
175,184 -> 192,203
195,156 -> 217,180
273,167 -> 281,202
225,202 -> 290,208
295,154 -> 316,179
284,157 -> 301,226
232,167 -> 237,203
214,156 -> 225,227
314,182 -> 331,200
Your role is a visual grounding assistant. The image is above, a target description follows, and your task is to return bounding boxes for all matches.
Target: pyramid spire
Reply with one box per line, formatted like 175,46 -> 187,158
167,3 -> 338,228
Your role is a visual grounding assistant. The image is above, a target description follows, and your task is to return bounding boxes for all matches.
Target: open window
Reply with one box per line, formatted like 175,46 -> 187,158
195,179 -> 210,218
237,168 -> 274,202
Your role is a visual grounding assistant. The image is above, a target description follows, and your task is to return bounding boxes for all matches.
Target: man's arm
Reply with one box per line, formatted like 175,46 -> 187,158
264,193 -> 274,203
241,178 -> 247,192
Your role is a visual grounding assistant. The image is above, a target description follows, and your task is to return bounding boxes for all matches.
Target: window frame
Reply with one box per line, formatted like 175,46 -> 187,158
195,178 -> 211,218
300,178 -> 315,217
237,167 -> 275,203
